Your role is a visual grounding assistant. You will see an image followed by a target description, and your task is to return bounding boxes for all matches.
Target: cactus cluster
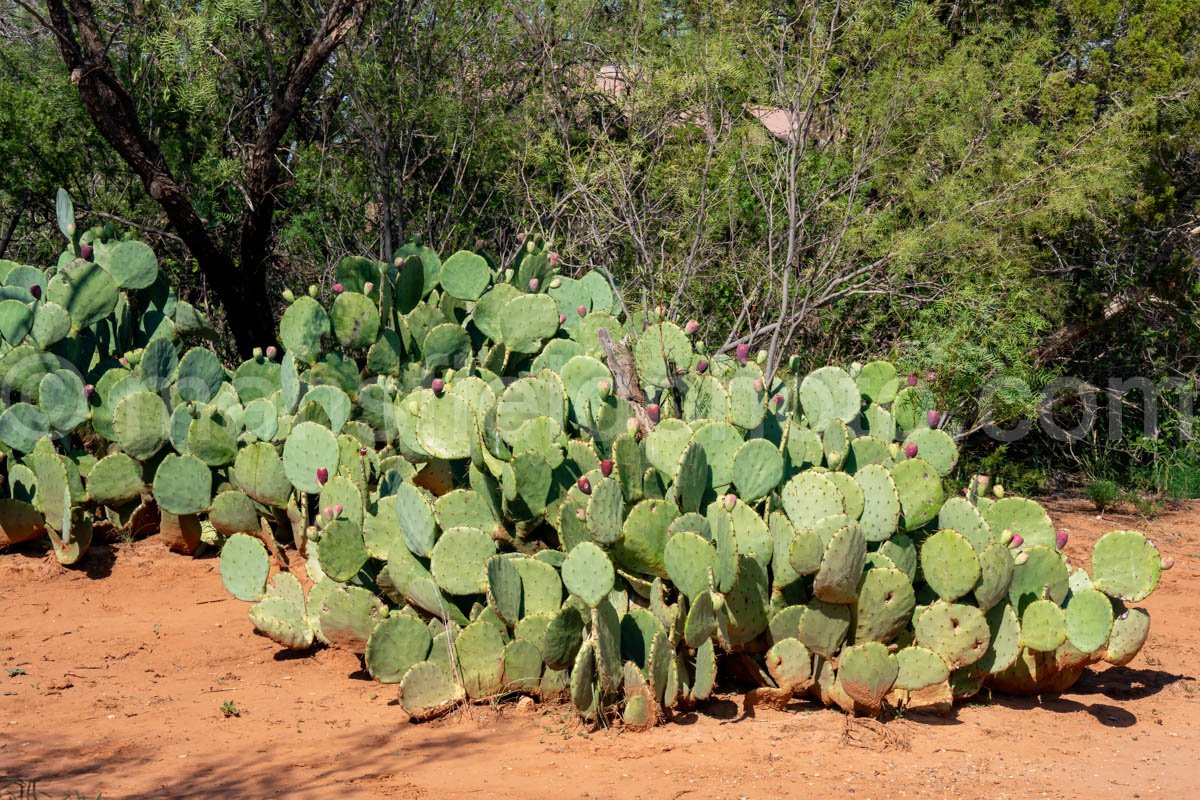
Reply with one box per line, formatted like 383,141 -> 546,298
0,191 -> 1167,724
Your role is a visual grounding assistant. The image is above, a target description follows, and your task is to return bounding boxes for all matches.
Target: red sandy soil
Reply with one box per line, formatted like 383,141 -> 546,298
1,497 -> 1196,800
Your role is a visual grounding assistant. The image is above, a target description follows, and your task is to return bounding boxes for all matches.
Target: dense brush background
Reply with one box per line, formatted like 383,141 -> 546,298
1,0 -> 1198,498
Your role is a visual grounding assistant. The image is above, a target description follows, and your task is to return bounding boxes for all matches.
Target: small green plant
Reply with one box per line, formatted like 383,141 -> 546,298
220,700 -> 240,718
1086,479 -> 1119,514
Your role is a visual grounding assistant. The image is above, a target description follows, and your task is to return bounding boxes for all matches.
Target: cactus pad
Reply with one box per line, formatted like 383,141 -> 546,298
1020,599 -> 1067,652
429,526 -> 497,595
731,438 -> 783,502
1091,530 -> 1161,602
220,533 -> 270,602
919,529 -> 981,602
86,453 -> 144,506
914,601 -> 989,669
1065,588 -> 1114,653
562,541 -> 615,607
399,661 -> 465,720
152,454 -> 212,515
282,421 -> 340,495
248,572 -> 314,650
838,641 -> 898,712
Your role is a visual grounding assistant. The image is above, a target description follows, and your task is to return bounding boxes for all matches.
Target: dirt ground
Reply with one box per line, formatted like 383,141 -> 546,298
1,497 -> 1196,800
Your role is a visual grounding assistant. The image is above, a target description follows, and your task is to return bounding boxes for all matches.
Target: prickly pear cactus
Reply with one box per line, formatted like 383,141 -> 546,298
0,197 -> 1169,729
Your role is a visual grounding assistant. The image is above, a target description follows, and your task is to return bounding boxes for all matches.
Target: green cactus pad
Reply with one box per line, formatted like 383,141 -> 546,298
585,476 -> 624,545
633,322 -> 692,388
0,298 -> 33,345
978,602 -> 1022,674
914,601 -> 989,669
856,361 -> 900,404
984,497 -> 1055,550
328,291 -> 380,349
643,420 -> 688,480
186,411 -> 238,466
796,599 -> 852,659
86,453 -> 144,506
781,471 -> 844,529
175,347 -> 226,403
562,541 -> 615,607
891,457 -> 943,531
486,555 -> 523,626
731,438 -> 783,502
787,526 -> 824,576
1091,530 -> 1161,602
663,530 -> 717,601
570,640 -> 599,718
824,469 -> 862,519
30,301 -> 70,349
594,599 -> 623,694
38,369 -> 88,434
455,619 -> 506,699
318,519 -> 370,581
101,239 -> 159,289
853,464 -> 900,542
891,386 -> 932,432
681,374 -> 729,423
432,489 -> 495,533
766,637 -> 813,690
687,421 -> 742,490
501,293 -> 559,353
414,392 -> 472,460
438,250 -> 491,301
679,589 -> 715,648
799,366 -> 860,429
279,296 -> 329,363
848,433 -> 893,472
938,497 -> 992,552
543,605 -> 586,670
152,454 -> 212,515
220,533 -> 270,602
974,542 -> 1015,611
854,568 -> 916,643
209,490 -> 259,535
502,639 -> 544,693
675,441 -> 711,513
232,442 -> 292,508
0,403 -> 49,453
838,641 -> 898,712
61,261 -> 118,328
242,398 -> 278,441
393,481 -> 439,557
894,646 -> 950,691
1008,545 -> 1068,611
399,661 -> 465,721
727,375 -> 765,430
429,526 -> 497,595
472,283 -> 520,342
902,428 -> 957,477
248,572 -> 314,650
282,421 -> 340,495
688,638 -> 717,702
316,584 -> 388,653
1065,588 -> 1114,653
495,376 -> 566,445
1104,607 -> 1151,666
508,557 -> 562,618
812,523 -> 866,604
613,498 -> 676,578
1020,599 -> 1067,652
614,431 -> 652,501
919,529 -> 981,602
